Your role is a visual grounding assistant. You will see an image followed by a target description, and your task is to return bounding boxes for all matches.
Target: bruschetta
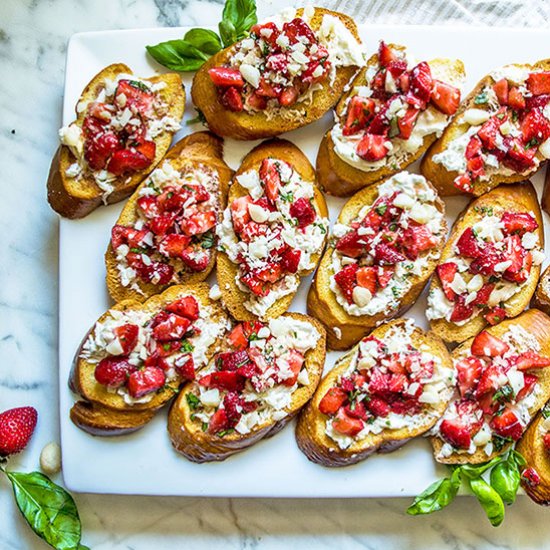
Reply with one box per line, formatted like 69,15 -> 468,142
432,310 -> 550,464
168,313 -> 326,462
217,139 -> 329,320
105,132 -> 233,303
531,264 -> 550,315
516,401 -> 550,505
191,6 -> 363,140
48,63 -> 185,218
308,171 -> 446,350
296,319 -> 453,467
426,182 -> 544,344
69,284 -> 229,435
422,59 -> 550,196
317,41 -> 464,197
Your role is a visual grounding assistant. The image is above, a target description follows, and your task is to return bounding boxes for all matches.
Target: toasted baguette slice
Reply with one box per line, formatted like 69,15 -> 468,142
308,171 -> 446,350
69,284 -> 229,435
191,7 -> 361,140
542,161 -> 550,217
432,310 -> 550,464
48,63 -> 185,218
317,44 -> 465,197
217,138 -> 328,321
427,182 -> 543,344
516,402 -> 550,505
105,132 -> 233,303
532,264 -> 550,315
421,59 -> 550,197
168,313 -> 326,462
296,319 -> 453,467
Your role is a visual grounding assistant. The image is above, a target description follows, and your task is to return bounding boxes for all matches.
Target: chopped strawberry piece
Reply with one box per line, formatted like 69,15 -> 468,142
477,113 -> 505,149
400,223 -> 437,259
397,107 -> 420,139
111,225 -> 150,250
471,283 -> 494,307
511,350 -> 550,371
107,147 -> 152,175
137,195 -> 159,218
334,263 -> 358,304
84,131 -> 122,170
456,227 -> 483,258
289,197 -> 316,228
440,418 -> 473,449
255,263 -> 283,283
453,173 -> 472,193
158,234 -> 192,258
465,135 -> 483,159
228,324 -> 248,351
283,17 -> 316,44
247,92 -> 267,110
521,467 -> 541,487
543,434 -> 550,454
250,22 -> 280,46
208,67 -> 244,88
343,96 -> 376,136
332,408 -> 364,436
222,391 -> 243,427
113,324 -> 139,355
356,134 -> 389,161
152,312 -> 191,342
501,212 -> 538,235
344,400 -> 369,420
431,80 -> 461,115
149,213 -> 177,236
281,349 -> 304,386
525,94 -> 550,110
126,252 -> 174,284
95,357 -> 135,388
378,41 -> 398,67
456,356 -> 484,397
503,234 -> 525,274
484,307 -> 506,326
319,387 -> 348,415
221,86 -> 243,112
256,78 -> 281,98
437,262 -> 458,300
366,396 -> 390,418
508,86 -> 526,110
279,86 -> 299,107
165,296 -> 199,321
240,221 -> 268,243
492,78 -> 509,105
504,250 -> 532,284
356,266 -> 377,294
217,350 -> 250,371
491,408 -> 523,441
387,59 -> 408,78
374,242 -> 406,265
127,366 -> 165,398
471,330 -> 509,357
335,230 -> 365,258
503,137 -> 537,172
115,80 -> 154,114
516,373 -> 537,402
136,140 -> 156,161
521,108 -> 550,144
180,246 -> 210,272
409,61 -> 433,102
259,158 -> 282,203
200,371 -> 245,392
266,53 -> 288,73
208,409 -> 230,435
230,196 -> 253,233
240,272 -> 268,297
280,247 -> 301,274
176,356 -> 195,381
527,71 -> 550,95
450,295 -> 474,323
182,209 -> 217,236
376,266 -> 394,288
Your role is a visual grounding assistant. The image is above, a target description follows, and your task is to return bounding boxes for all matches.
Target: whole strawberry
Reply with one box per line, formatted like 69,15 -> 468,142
0,406 -> 38,456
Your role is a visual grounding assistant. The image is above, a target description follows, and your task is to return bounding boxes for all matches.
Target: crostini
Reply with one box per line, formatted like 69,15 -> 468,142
296,319 -> 453,467
422,59 -> 550,196
516,402 -> 550,505
217,139 -> 329,320
308,171 -> 446,350
531,264 -> 550,315
168,313 -> 326,462
48,63 -> 185,218
432,310 -> 550,464
69,284 -> 229,435
191,6 -> 363,140
317,41 -> 464,197
105,132 -> 233,302
426,182 -> 544,344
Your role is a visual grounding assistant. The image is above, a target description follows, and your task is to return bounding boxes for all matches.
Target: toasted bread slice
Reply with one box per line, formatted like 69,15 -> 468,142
432,309 -> 550,464
217,138 -> 328,321
296,319 -> 453,467
532,265 -> 550,315
542,161 -> 550,217
427,182 -> 543,344
421,59 -> 550,197
191,7 -> 362,140
69,284 -> 229,435
517,402 -> 550,505
48,63 -> 185,219
317,44 -> 465,197
307,171 -> 446,350
168,313 -> 326,462
105,132 -> 233,303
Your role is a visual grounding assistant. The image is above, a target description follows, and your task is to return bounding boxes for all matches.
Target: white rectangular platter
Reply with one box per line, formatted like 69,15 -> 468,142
59,23 -> 550,496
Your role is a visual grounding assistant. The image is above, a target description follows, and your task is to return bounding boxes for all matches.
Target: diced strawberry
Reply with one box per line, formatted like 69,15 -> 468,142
239,221 -> 267,243
319,387 -> 348,415
126,253 -> 174,284
115,80 -> 154,114
255,263 -> 283,283
450,295 -> 474,323
335,230 -> 365,258
376,266 -> 394,289
471,330 -> 509,357
152,312 -> 191,342
208,67 -> 244,87
111,225 -> 150,250
283,17 -> 316,44
504,250 -> 532,284
492,78 -> 509,104
334,263 -> 358,304
431,80 -> 461,115
527,71 -> 550,95
222,392 -> 243,427
366,396 -> 390,417
503,137 -> 537,172
176,356 -> 195,381
84,131 -> 122,170
113,324 -> 139,355
467,154 -> 485,179
280,247 -> 301,274
388,372 -> 408,394
477,113 -> 504,149
484,307 -> 506,326
469,245 -> 503,277
440,418 -> 473,449
331,408 -> 364,436
378,41 -> 398,67
148,213 -> 177,236
400,223 -> 437,259
543,434 -> 550,454
503,234 -> 525,274
343,96 -> 376,136
511,350 -> 550,371
491,408 -> 523,440
522,467 -> 542,487
230,196 -> 253,233
437,262 -> 458,300
471,283 -> 494,307
153,341 -> 180,358
165,296 -> 199,321
107,147 -> 152,176
455,227 -> 483,258
281,349 -> 304,386
508,86 -> 526,110
340,376 -> 356,393
208,409 -> 230,435
374,242 -> 406,265
409,61 -> 433,102
366,108 -> 390,135
289,197 -> 316,228
279,86 -> 299,107
466,135 -> 483,160
387,59 -> 408,78
182,209 -> 217,236
455,356 -> 483,397
256,78 -> 281,98
356,266 -> 377,294
250,22 -> 280,46
158,234 -> 191,258
199,371 -> 245,392
94,357 -> 135,388
127,366 -> 165,398
240,272 -> 268,297
137,195 -> 159,219
453,173 -> 473,193
259,158 -> 282,203
397,107 -> 420,139
220,86 -> 243,112
266,53 -> 288,73
228,324 -> 248,351
516,373 -> 537,402
344,400 -> 369,420
247,92 -> 267,110
521,108 -> 550,144
356,134 -> 389,161
501,212 -> 538,235
525,94 -> 550,110
217,350 -> 250,371
180,246 -> 210,272
136,140 -> 156,161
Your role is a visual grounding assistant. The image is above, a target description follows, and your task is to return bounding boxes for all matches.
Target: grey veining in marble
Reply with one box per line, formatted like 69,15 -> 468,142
1,1 -> 550,549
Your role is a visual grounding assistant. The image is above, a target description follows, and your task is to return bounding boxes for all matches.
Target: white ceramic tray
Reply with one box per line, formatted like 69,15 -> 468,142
59,23 -> 550,496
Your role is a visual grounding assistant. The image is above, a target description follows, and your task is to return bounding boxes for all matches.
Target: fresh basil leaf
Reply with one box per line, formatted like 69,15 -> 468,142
468,477 -> 505,527
221,0 -> 257,44
490,458 -> 520,505
511,449 -> 527,469
146,40 -> 210,72
407,469 -> 461,515
6,471 -> 83,550
459,455 -> 503,479
219,19 -> 238,48
184,28 -> 222,55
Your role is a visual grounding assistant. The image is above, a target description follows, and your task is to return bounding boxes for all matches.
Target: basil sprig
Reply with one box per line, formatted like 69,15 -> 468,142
407,450 -> 526,527
147,0 -> 257,72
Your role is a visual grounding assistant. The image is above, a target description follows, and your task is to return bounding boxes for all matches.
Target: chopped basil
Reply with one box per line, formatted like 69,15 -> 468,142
280,191 -> 294,202
492,384 -> 514,403
376,204 -> 388,216
201,422 -> 209,432
493,434 -> 513,452
201,231 -> 216,249
526,137 -> 540,149
474,91 -> 489,104
542,404 -> 550,419
186,393 -> 200,410
127,79 -> 151,93
217,428 -> 235,437
180,340 -> 194,353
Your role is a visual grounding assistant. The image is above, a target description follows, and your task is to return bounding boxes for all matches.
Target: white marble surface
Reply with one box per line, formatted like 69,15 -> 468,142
1,1 -> 550,548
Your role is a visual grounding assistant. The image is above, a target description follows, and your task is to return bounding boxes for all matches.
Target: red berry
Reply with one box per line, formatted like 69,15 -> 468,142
0,407 -> 38,456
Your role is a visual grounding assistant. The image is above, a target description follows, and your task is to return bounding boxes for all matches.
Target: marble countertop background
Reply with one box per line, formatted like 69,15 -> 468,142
1,0 -> 550,548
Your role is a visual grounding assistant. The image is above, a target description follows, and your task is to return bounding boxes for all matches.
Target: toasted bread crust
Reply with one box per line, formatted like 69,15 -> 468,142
429,182 -> 543,344
191,8 -> 360,140
317,47 -> 465,197
296,319 -> 453,467
307,175 -> 446,350
532,265 -> 550,316
421,59 -> 550,197
168,313 -> 327,462
217,138 -> 328,321
105,132 -> 233,303
48,63 -> 185,219
432,309 -> 550,464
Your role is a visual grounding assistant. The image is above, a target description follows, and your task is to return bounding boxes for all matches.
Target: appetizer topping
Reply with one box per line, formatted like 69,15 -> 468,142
186,317 -> 320,436
427,210 -> 543,325
330,172 -> 445,317
435,325 -> 550,459
217,158 -> 328,317
111,160 -> 221,293
539,403 -> 550,454
208,9 -> 363,113
80,295 -> 227,404
331,42 -> 463,171
432,65 -> 550,192
321,321 -> 453,450
59,74 -> 181,198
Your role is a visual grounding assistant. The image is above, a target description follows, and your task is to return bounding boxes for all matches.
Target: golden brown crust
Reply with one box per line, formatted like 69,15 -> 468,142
542,162 -> 550,217
432,309 -> 550,464
47,63 -> 185,219
421,59 -> 550,197
429,182 -> 543,344
105,131 -> 233,303
296,319 -> 453,467
532,265 -> 550,316
216,138 -> 328,321
307,175 -> 446,350
191,8 -> 361,140
168,313 -> 327,462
